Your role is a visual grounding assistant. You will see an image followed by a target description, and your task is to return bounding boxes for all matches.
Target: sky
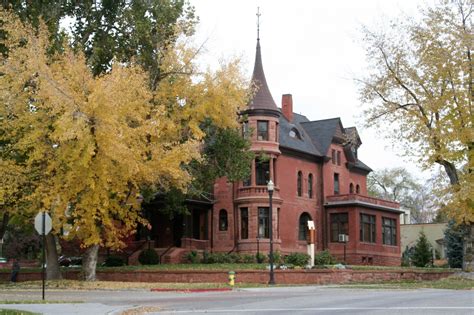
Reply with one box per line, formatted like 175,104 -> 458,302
190,0 -> 437,180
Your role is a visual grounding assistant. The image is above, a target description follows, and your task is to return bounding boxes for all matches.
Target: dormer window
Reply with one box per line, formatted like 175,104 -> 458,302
257,121 -> 269,141
351,146 -> 358,159
289,127 -> 301,139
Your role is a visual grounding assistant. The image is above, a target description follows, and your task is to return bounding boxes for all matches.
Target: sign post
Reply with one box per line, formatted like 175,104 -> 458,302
307,221 -> 315,268
34,211 -> 52,301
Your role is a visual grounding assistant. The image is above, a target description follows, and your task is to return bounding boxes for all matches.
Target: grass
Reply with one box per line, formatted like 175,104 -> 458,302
0,310 -> 40,315
0,279 -> 234,291
339,276 -> 474,290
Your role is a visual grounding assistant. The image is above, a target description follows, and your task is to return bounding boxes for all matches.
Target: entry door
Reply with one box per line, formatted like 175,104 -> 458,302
192,209 -> 208,240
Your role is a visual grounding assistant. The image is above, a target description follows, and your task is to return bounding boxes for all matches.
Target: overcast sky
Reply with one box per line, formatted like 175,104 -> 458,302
190,0 -> 437,180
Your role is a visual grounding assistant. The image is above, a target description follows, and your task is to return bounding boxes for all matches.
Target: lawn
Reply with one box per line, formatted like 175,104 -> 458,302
339,276 -> 474,290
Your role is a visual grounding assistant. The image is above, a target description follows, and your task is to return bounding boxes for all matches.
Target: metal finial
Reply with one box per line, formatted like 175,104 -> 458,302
256,7 -> 261,40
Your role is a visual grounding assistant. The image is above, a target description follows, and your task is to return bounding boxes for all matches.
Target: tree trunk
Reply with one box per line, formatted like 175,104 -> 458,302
82,244 -> 99,281
45,233 -> 62,280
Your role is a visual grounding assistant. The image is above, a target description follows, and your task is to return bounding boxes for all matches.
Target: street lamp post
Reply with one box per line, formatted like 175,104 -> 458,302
267,180 -> 275,285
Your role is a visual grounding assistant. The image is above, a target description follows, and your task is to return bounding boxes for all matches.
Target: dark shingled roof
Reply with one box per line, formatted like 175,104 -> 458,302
247,40 -> 279,112
300,118 -> 342,156
279,113 -> 322,156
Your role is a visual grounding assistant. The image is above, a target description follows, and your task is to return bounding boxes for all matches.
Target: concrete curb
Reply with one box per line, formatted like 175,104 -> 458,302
150,288 -> 233,293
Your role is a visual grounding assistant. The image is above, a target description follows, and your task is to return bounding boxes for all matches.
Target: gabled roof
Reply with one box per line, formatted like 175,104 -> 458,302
247,40 -> 279,112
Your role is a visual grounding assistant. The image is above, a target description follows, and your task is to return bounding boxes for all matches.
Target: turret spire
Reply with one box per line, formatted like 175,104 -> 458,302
247,8 -> 279,112
257,7 -> 261,40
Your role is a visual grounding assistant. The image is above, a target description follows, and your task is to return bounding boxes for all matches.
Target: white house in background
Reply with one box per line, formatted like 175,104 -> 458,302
400,223 -> 447,259
400,208 -> 411,225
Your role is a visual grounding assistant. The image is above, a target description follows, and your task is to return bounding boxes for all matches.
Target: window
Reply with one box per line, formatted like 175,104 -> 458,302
308,173 -> 313,198
258,207 -> 269,238
360,214 -> 376,243
334,173 -> 340,195
256,159 -> 270,185
297,171 -> 303,196
349,183 -> 354,194
331,149 -> 336,164
257,121 -> 269,140
351,146 -> 358,159
240,208 -> 248,239
356,184 -> 360,194
330,213 -> 348,242
289,128 -> 301,139
219,209 -> 228,231
277,208 -> 280,238
243,176 -> 251,187
298,212 -> 312,240
336,151 -> 341,166
242,121 -> 250,138
382,217 -> 397,245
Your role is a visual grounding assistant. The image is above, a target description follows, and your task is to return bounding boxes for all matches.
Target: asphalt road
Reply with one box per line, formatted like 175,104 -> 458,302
0,286 -> 472,315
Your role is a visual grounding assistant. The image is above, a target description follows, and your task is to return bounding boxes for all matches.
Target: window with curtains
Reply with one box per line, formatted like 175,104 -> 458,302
334,173 -> 340,195
219,209 -> 228,231
256,158 -> 270,185
298,212 -> 312,240
258,207 -> 269,238
257,120 -> 269,140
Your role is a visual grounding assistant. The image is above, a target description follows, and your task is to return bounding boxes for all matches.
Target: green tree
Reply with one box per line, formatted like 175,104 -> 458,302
444,221 -> 464,268
359,0 -> 473,269
412,231 -> 433,267
66,0 -> 197,88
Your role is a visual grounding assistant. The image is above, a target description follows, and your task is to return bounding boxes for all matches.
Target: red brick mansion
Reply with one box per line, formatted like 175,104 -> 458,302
145,38 -> 401,266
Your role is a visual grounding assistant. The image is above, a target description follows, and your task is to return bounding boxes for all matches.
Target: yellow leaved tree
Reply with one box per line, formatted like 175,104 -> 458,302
358,1 -> 473,269
0,11 -> 248,280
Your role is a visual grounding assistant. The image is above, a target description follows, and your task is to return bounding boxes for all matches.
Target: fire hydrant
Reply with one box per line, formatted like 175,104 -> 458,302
228,271 -> 235,287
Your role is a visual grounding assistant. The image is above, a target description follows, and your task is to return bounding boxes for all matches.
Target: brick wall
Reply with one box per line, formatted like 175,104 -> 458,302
1,269 -> 454,284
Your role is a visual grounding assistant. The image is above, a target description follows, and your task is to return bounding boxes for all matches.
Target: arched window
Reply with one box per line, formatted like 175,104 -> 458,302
308,173 -> 313,198
298,212 -> 312,240
349,183 -> 354,194
297,171 -> 303,196
356,184 -> 360,194
219,209 -> 228,231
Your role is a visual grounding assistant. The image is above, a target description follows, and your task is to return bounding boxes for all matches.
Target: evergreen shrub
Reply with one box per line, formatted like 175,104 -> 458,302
138,248 -> 159,265
315,250 -> 336,265
103,255 -> 126,267
412,231 -> 433,267
284,252 -> 310,267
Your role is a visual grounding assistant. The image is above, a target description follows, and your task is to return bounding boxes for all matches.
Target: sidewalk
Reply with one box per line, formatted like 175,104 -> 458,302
0,303 -> 132,315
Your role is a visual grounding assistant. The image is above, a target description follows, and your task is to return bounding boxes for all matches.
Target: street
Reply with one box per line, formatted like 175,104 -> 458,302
0,286 -> 472,314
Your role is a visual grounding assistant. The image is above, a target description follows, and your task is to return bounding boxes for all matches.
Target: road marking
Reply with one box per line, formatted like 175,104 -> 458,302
163,306 -> 474,313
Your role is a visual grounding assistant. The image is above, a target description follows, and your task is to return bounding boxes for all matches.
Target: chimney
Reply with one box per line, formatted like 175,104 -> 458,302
282,94 -> 293,122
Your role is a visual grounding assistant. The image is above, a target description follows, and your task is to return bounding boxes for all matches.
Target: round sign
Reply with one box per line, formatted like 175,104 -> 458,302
34,212 -> 52,235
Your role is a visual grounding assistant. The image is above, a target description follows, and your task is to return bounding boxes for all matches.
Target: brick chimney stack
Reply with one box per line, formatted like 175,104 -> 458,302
282,94 -> 293,122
